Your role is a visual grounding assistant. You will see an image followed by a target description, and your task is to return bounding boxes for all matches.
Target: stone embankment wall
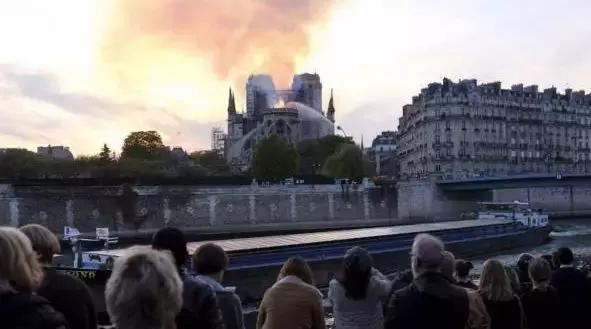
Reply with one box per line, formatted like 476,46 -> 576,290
398,180 -> 591,220
0,183 -> 397,234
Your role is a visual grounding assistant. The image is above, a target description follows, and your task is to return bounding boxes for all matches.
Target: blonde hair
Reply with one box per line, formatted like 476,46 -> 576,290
0,227 -> 43,294
20,224 -> 61,264
479,259 -> 514,302
105,246 -> 182,329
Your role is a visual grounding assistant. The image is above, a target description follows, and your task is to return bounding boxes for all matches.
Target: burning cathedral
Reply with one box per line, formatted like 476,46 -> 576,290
225,73 -> 336,172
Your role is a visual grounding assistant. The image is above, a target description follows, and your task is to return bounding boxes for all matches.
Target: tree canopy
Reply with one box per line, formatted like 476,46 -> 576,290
297,135 -> 354,174
121,131 -> 169,160
190,150 -> 230,175
322,144 -> 371,179
252,135 -> 300,181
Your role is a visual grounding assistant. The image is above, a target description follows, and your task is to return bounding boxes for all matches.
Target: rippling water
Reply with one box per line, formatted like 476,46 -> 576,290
470,218 -> 591,271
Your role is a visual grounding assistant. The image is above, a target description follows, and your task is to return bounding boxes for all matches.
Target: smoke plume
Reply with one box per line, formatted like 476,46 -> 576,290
100,0 -> 335,90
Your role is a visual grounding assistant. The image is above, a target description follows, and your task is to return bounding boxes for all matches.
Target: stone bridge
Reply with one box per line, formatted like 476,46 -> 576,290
398,174 -> 591,220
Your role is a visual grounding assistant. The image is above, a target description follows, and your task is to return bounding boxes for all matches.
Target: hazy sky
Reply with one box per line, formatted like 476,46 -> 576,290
1,0 -> 591,156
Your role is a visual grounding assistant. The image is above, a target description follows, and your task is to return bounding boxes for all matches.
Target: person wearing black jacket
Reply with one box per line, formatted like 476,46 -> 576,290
0,227 -> 69,329
521,257 -> 559,329
21,224 -> 97,329
152,227 -> 224,329
550,247 -> 588,329
384,234 -> 469,329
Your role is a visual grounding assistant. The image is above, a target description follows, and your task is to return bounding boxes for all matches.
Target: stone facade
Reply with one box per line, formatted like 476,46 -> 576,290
398,78 -> 591,180
368,131 -> 398,177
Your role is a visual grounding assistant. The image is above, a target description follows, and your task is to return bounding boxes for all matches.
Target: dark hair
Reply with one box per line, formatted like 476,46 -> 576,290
455,260 -> 474,278
541,254 -> 555,270
556,247 -> 574,265
529,257 -> 552,284
278,257 -> 315,285
337,256 -> 371,300
152,227 -> 188,268
192,243 -> 228,275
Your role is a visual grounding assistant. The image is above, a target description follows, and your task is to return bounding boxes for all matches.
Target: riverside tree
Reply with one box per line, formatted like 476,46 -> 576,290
322,144 -> 371,180
121,131 -> 169,160
252,134 -> 299,182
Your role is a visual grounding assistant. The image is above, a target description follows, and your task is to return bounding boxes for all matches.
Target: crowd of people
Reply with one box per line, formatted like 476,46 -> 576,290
1,223 -> 591,329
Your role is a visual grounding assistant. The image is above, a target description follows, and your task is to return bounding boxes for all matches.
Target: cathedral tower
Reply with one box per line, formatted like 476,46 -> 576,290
327,89 -> 335,123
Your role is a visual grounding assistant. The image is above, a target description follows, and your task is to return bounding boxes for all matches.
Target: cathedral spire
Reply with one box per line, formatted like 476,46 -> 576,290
327,88 -> 335,123
227,87 -> 236,114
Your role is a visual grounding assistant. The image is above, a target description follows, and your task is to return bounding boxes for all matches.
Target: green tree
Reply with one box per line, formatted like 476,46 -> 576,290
99,143 -> 113,163
121,131 -> 169,160
252,135 -> 299,181
190,150 -> 230,175
0,149 -> 43,179
322,144 -> 371,179
297,135 -> 354,174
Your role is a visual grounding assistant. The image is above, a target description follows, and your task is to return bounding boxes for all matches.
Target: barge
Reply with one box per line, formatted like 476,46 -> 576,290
59,213 -> 550,309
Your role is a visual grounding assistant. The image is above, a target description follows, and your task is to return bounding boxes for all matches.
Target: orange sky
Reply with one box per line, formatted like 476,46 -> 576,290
2,0 -> 591,155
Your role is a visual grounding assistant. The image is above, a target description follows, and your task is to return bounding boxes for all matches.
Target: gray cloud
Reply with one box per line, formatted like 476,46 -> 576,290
0,64 -> 220,153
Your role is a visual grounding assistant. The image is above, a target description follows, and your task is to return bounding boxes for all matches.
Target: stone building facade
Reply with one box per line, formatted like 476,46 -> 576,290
368,131 -> 398,178
398,78 -> 591,180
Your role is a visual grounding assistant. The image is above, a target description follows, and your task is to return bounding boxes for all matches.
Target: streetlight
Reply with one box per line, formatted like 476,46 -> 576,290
337,126 -> 348,137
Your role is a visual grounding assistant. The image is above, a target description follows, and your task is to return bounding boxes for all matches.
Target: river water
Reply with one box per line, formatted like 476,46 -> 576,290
470,218 -> 591,271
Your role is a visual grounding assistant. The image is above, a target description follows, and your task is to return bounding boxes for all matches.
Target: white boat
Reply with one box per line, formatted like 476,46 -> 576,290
477,201 -> 549,228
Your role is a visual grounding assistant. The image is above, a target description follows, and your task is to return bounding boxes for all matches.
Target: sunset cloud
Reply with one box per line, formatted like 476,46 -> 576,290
1,0 -> 591,155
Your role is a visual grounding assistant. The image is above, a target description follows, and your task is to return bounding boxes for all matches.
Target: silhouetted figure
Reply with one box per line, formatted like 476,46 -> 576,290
257,257 -> 325,329
550,247 -> 588,329
384,234 -> 469,329
193,243 -> 245,329
504,265 -> 521,296
152,227 -> 224,329
21,224 -> 97,329
0,227 -> 69,329
541,254 -> 556,271
455,260 -> 478,290
521,257 -> 559,329
479,259 -> 523,329
442,252 -> 490,329
328,247 -> 391,329
390,269 -> 413,292
516,253 -> 534,295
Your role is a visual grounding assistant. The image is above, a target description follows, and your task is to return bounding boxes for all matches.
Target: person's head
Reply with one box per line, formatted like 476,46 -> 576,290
152,227 -> 188,269
105,246 -> 182,329
337,246 -> 373,300
440,251 -> 456,281
555,247 -> 574,266
479,259 -> 514,302
192,243 -> 228,282
0,227 -> 43,294
541,254 -> 555,270
504,265 -> 521,294
455,259 -> 474,280
411,233 -> 444,277
517,253 -> 534,273
528,257 -> 552,289
20,224 -> 61,265
278,257 -> 314,285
